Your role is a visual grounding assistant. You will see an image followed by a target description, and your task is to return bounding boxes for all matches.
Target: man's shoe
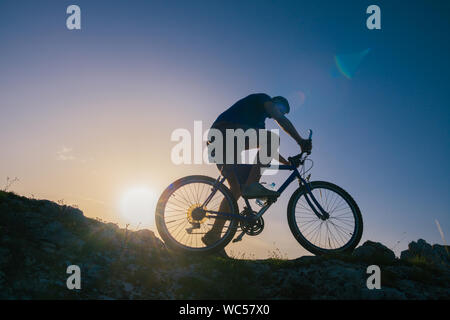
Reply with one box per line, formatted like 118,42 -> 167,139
201,231 -> 228,258
241,182 -> 280,199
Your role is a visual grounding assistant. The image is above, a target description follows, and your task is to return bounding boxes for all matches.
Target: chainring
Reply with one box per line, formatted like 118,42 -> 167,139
239,207 -> 264,236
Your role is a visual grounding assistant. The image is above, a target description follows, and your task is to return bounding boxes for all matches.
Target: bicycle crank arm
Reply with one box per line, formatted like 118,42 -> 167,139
185,223 -> 201,234
232,230 -> 246,243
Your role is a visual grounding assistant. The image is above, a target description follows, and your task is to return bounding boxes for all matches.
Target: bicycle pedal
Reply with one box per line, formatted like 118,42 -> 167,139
186,223 -> 200,234
265,197 -> 277,204
232,232 -> 245,243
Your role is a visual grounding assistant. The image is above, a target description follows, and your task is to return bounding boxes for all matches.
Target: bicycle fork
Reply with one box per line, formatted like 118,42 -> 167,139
301,179 -> 330,220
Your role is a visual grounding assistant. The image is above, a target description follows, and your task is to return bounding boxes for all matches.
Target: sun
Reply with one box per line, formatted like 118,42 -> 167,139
119,187 -> 156,226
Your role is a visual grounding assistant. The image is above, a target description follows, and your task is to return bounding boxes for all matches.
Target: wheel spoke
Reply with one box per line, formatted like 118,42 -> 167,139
162,179 -> 236,250
294,184 -> 358,251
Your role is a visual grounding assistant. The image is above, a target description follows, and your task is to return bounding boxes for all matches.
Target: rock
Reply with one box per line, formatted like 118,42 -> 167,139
123,282 -> 134,293
1,190 -> 449,300
96,226 -> 120,243
400,239 -> 450,268
38,221 -> 84,250
129,229 -> 164,249
37,200 -> 61,217
64,205 -> 84,217
353,241 -> 396,265
41,241 -> 58,254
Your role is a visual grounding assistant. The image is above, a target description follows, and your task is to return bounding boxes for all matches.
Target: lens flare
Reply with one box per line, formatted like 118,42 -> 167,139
288,90 -> 306,111
335,48 -> 371,79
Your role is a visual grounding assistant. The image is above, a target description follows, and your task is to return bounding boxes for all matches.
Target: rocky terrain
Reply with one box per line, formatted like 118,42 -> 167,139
0,190 -> 449,299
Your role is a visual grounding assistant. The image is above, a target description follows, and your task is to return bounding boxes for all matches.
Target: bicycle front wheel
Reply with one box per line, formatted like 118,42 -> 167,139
155,175 -> 239,255
287,181 -> 363,255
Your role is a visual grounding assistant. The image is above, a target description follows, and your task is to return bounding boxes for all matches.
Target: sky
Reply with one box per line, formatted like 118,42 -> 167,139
1,0 -> 449,258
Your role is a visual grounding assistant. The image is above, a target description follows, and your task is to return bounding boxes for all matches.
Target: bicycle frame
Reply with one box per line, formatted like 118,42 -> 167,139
202,162 -> 329,223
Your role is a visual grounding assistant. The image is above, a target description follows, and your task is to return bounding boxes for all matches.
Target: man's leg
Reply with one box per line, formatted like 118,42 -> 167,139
206,160 -> 260,240
239,146 -> 281,199
244,129 -> 276,184
205,170 -> 241,241
245,163 -> 262,186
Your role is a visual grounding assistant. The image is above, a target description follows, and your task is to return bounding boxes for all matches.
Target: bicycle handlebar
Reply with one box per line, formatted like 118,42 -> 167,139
260,129 -> 312,168
288,153 -> 305,167
288,129 -> 313,167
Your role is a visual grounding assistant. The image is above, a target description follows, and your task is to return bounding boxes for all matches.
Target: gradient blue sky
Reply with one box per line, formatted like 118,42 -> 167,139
1,0 -> 449,257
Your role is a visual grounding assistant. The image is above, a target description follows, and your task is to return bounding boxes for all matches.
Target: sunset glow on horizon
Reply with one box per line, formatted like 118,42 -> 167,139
119,186 -> 157,227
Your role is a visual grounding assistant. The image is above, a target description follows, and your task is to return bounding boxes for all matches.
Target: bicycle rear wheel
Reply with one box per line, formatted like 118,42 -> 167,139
287,181 -> 363,255
155,175 -> 239,255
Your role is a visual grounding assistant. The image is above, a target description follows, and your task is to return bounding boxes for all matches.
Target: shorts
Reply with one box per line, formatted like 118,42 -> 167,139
207,121 -> 278,185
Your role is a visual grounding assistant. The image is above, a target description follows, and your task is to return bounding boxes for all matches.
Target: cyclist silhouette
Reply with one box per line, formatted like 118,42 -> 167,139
203,93 -> 312,254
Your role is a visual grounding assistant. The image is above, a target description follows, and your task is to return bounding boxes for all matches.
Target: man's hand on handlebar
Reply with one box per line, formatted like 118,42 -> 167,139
278,154 -> 291,166
299,138 -> 312,155
288,129 -> 313,167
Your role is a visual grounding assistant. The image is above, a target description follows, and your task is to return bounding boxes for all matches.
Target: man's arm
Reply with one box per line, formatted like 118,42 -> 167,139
264,101 -> 308,150
263,128 -> 291,165
278,154 -> 290,165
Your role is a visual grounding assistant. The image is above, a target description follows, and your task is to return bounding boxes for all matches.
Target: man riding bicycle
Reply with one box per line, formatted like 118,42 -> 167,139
203,93 -> 312,252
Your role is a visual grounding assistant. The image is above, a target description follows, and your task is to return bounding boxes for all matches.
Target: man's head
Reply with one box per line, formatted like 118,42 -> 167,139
271,96 -> 290,115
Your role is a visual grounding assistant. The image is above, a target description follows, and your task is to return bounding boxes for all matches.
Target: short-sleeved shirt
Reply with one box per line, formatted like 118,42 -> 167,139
212,93 -> 272,130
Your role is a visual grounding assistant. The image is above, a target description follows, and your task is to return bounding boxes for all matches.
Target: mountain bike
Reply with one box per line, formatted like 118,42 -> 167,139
156,130 -> 363,256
